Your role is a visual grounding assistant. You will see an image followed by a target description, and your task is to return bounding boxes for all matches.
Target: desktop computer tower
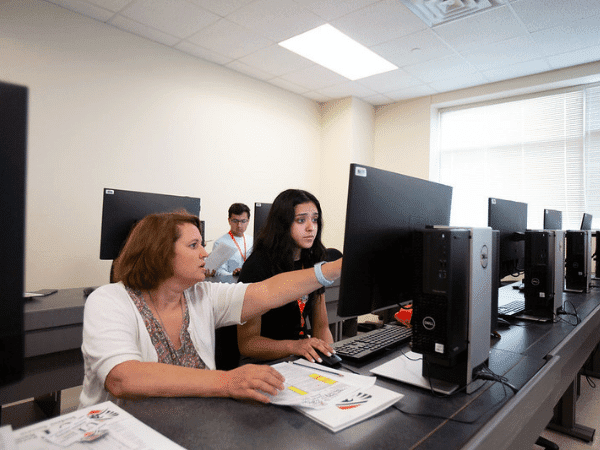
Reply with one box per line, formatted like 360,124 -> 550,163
595,232 -> 599,279
554,230 -> 565,311
411,227 -> 492,393
490,230 -> 499,331
523,230 -> 556,314
565,231 -> 592,292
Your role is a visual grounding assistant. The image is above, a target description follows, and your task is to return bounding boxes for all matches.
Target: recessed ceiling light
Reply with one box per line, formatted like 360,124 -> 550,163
279,24 -> 397,81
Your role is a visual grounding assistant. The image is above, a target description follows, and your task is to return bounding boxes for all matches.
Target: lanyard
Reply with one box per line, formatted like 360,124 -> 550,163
228,231 -> 247,262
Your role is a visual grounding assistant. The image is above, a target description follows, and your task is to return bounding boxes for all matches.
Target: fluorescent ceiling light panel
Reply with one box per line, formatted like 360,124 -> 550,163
279,24 -> 397,81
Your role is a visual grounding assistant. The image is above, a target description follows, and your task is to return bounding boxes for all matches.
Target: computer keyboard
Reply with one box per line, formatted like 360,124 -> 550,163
498,300 -> 525,316
333,324 -> 412,362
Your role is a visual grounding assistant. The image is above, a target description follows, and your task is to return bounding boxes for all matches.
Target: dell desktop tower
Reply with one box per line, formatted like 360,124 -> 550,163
565,230 -> 592,292
523,230 -> 557,316
411,227 -> 492,394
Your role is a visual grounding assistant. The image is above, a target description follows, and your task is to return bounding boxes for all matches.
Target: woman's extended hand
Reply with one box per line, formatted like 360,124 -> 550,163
288,337 -> 335,364
221,364 -> 285,404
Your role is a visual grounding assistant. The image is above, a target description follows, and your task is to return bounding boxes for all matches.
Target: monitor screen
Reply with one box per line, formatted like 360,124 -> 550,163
581,213 -> 593,230
338,164 -> 453,317
100,188 -> 201,260
488,198 -> 527,280
253,202 -> 272,238
543,209 -> 562,230
0,81 -> 27,386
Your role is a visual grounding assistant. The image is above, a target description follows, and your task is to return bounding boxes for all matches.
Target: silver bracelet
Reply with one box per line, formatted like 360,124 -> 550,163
314,261 -> 334,287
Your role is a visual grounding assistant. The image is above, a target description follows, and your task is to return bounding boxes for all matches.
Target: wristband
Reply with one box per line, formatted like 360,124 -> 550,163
314,261 -> 334,287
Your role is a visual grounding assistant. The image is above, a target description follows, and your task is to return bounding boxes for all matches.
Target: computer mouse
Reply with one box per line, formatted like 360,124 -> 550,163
315,349 -> 342,367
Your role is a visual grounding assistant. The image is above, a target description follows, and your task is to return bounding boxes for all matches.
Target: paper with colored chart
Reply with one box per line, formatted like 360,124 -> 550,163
267,361 -> 376,409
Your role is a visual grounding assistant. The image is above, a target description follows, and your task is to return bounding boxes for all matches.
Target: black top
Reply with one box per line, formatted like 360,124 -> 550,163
239,250 -> 321,340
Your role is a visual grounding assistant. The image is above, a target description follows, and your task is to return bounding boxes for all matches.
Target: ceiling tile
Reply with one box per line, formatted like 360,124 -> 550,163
434,5 -> 526,54
510,0 -> 600,33
427,72 -> 489,93
186,19 -> 273,59
120,0 -> 219,39
482,59 -> 552,82
225,60 -> 275,81
372,29 -> 455,68
236,44 -> 314,77
461,36 -> 545,71
175,41 -> 233,65
357,68 -> 423,93
546,45 -> 600,70
292,0 -> 379,21
81,0 -> 131,12
361,93 -> 394,106
279,64 -> 349,91
530,14 -> 600,57
316,81 -> 377,99
386,84 -> 437,102
47,0 -> 116,21
109,14 -> 181,46
267,77 -> 309,94
188,0 -> 255,17
226,0 -> 325,42
331,0 -> 428,47
403,55 -> 477,84
303,91 -> 332,102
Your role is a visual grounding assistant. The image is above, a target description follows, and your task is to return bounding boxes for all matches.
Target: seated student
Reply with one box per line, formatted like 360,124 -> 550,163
238,189 -> 337,364
210,203 -> 253,277
79,211 -> 342,408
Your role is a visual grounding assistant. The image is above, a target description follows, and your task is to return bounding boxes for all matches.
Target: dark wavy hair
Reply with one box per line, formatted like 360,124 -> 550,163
113,211 -> 201,291
255,189 -> 326,274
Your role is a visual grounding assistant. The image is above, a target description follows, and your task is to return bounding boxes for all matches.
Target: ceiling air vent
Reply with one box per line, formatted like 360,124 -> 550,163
400,0 -> 501,26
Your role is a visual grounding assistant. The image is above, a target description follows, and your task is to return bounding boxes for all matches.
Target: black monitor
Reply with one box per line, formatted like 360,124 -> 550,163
581,213 -> 593,230
543,209 -> 562,230
488,198 -> 527,280
337,164 -> 453,317
100,188 -> 201,260
253,202 -> 272,238
0,81 -> 27,386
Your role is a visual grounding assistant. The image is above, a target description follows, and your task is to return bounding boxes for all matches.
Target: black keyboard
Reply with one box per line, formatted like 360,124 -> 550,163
333,324 -> 412,362
498,300 -> 525,316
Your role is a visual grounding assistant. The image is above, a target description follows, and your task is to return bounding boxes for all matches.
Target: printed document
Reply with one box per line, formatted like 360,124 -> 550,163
267,361 -> 375,409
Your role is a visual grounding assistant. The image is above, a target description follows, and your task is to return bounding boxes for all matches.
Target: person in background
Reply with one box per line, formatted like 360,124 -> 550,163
238,189 -> 336,364
79,211 -> 342,408
210,203 -> 253,277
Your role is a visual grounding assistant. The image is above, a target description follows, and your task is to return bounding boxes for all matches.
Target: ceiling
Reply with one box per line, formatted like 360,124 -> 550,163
45,0 -> 600,106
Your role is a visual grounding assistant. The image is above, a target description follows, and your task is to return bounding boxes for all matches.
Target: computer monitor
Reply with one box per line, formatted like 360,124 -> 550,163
581,213 -> 593,230
488,198 -> 527,281
0,81 -> 27,386
337,164 -> 453,318
543,209 -> 562,230
100,188 -> 201,260
253,202 -> 272,238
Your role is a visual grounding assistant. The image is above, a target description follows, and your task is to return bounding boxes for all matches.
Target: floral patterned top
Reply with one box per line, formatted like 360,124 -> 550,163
127,288 -> 205,369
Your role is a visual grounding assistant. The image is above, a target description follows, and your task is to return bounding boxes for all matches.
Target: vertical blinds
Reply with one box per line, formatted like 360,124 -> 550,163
435,84 -> 600,230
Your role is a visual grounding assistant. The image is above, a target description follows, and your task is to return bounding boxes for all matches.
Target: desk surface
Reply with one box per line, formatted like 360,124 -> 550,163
121,289 -> 600,450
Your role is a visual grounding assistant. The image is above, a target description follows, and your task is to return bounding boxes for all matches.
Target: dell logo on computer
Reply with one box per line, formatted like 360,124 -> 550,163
422,317 -> 436,330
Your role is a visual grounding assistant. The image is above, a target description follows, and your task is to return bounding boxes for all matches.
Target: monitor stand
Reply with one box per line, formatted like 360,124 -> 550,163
370,352 -> 458,395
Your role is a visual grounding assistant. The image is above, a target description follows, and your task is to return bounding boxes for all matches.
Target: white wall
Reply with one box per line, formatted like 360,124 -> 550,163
319,97 -> 374,251
0,0 -> 325,290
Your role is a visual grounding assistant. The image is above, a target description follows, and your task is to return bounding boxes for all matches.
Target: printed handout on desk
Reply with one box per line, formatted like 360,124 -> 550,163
205,245 -> 236,271
267,360 -> 376,409
13,401 -> 185,450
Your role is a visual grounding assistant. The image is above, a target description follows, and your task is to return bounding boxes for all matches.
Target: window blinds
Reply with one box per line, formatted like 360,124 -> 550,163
434,85 -> 599,230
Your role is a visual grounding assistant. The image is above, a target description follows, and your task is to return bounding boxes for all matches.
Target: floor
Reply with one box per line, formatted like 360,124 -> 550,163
534,375 -> 600,449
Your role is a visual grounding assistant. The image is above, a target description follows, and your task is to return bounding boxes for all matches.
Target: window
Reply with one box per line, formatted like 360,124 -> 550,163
431,84 -> 600,230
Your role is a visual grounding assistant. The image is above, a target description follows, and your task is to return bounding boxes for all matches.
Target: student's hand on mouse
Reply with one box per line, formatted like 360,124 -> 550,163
290,338 -> 334,364
221,364 -> 285,404
232,268 -> 241,276
205,269 -> 216,277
